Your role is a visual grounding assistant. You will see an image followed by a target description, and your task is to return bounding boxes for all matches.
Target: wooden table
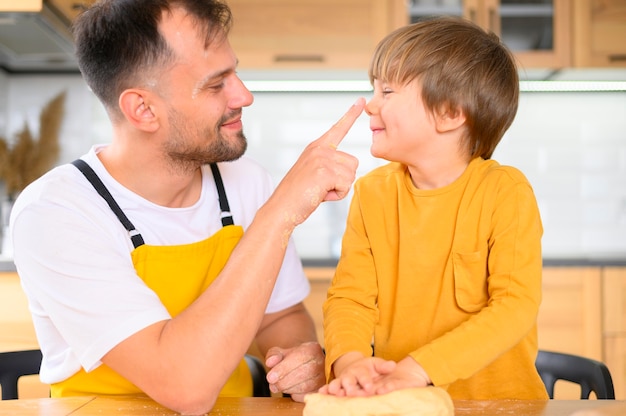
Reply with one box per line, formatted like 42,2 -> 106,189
1,396 -> 625,415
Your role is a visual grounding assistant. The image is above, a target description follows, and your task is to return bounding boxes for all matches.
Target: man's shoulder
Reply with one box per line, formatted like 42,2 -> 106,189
14,163 -> 89,207
10,162 -> 104,237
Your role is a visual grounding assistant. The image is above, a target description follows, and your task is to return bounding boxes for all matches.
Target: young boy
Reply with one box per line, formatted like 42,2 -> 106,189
320,16 -> 548,400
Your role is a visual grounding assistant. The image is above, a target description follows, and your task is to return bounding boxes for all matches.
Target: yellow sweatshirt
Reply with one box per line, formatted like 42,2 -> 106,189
323,158 -> 548,399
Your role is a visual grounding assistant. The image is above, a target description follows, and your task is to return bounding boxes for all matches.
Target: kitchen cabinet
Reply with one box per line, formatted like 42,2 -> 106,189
303,266 -> 606,353
537,267 -> 603,399
602,267 -> 626,400
409,0 -> 572,69
227,0 -> 408,69
302,267 -> 334,345
0,272 -> 38,353
0,272 -> 49,399
303,265 -> 626,399
47,0 -> 94,21
572,0 -> 626,67
537,267 -> 603,360
5,266 -> 626,399
0,0 -> 94,18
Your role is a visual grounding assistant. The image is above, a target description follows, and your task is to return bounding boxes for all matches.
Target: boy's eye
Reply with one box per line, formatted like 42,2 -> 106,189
381,89 -> 393,96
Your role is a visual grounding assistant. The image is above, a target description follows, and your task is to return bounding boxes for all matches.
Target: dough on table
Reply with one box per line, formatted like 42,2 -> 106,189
303,386 -> 454,416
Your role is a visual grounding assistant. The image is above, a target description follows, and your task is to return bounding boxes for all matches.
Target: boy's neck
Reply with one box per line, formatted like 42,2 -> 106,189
407,154 -> 472,190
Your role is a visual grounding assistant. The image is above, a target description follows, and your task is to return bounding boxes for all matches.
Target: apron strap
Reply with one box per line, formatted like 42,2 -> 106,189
71,159 -> 145,248
209,163 -> 234,227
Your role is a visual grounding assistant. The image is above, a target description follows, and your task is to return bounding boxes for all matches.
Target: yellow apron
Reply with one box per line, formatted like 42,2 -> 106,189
52,161 -> 253,397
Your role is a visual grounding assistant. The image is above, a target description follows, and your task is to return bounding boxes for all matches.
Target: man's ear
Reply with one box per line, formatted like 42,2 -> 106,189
118,89 -> 160,133
434,104 -> 466,133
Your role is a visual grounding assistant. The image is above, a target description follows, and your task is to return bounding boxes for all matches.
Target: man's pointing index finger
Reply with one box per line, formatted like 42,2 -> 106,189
323,97 -> 366,149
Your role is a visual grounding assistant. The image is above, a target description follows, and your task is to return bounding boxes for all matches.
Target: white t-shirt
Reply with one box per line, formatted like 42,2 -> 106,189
10,145 -> 309,384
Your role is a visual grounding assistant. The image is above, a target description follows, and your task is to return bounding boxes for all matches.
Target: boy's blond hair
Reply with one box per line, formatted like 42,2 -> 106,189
369,16 -> 519,159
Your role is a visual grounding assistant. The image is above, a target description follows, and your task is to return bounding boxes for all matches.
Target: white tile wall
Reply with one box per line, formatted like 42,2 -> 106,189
242,91 -> 383,259
1,75 -> 110,162
494,92 -> 626,260
0,71 -> 8,133
2,74 -> 625,260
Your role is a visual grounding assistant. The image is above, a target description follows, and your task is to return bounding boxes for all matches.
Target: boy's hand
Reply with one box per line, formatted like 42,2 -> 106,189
319,353 -> 396,397
369,356 -> 432,395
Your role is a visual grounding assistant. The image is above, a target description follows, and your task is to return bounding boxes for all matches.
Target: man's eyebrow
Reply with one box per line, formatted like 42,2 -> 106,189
195,68 -> 230,89
195,60 -> 239,90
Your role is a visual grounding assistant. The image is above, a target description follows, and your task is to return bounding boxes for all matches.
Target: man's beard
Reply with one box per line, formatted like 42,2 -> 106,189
164,109 -> 247,170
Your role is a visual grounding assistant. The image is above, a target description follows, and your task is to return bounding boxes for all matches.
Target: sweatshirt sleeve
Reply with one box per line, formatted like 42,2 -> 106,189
322,187 -> 378,381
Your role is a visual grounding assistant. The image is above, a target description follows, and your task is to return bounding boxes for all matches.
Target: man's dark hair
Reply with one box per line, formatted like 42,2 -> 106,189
73,0 -> 232,116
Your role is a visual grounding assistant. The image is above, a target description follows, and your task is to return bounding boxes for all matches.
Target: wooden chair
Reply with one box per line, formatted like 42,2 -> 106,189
244,354 -> 271,397
535,350 -> 615,399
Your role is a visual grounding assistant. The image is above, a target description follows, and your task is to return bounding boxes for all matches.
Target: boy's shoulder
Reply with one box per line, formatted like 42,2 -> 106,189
477,159 -> 530,185
352,163 -> 404,195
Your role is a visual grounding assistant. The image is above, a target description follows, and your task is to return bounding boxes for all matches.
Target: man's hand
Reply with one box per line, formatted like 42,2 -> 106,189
267,98 -> 365,235
265,342 -> 325,402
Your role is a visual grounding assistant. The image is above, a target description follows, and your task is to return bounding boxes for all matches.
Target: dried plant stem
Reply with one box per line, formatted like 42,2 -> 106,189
0,91 -> 65,198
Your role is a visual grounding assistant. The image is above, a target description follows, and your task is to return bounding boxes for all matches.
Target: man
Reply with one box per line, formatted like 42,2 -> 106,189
9,0 -> 364,414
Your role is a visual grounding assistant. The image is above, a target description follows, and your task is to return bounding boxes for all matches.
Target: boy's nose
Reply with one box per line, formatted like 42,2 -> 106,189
364,98 -> 377,116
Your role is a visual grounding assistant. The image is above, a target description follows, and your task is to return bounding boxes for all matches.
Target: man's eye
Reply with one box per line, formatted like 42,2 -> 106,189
208,82 -> 225,91
201,79 -> 225,91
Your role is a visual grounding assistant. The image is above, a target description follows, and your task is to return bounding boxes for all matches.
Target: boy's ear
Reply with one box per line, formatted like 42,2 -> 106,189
118,89 -> 160,133
434,104 -> 466,133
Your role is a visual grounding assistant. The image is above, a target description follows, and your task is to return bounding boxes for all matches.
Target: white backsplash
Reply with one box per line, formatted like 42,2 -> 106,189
1,73 -> 625,260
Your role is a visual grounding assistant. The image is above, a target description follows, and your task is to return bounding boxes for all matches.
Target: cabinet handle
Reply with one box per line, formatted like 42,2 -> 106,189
609,54 -> 626,62
273,55 -> 325,63
488,6 -> 499,34
466,7 -> 477,23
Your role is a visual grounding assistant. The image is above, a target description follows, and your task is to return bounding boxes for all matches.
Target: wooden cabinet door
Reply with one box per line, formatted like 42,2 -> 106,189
481,0 -> 572,69
410,0 -> 572,69
573,0 -> 626,67
303,268 -> 334,347
537,267 -> 603,399
0,272 -> 49,399
227,0 -> 407,69
0,272 -> 39,352
603,267 -> 626,399
537,267 -> 603,359
47,0 -> 95,21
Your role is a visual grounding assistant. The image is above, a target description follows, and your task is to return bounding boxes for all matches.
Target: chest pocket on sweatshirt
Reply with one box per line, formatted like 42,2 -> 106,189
452,251 -> 488,313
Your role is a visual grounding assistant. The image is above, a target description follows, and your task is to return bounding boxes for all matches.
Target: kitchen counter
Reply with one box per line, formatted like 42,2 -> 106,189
1,396 -> 626,416
2,256 -> 626,273
0,256 -> 14,272
3,257 -> 626,399
302,257 -> 626,268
